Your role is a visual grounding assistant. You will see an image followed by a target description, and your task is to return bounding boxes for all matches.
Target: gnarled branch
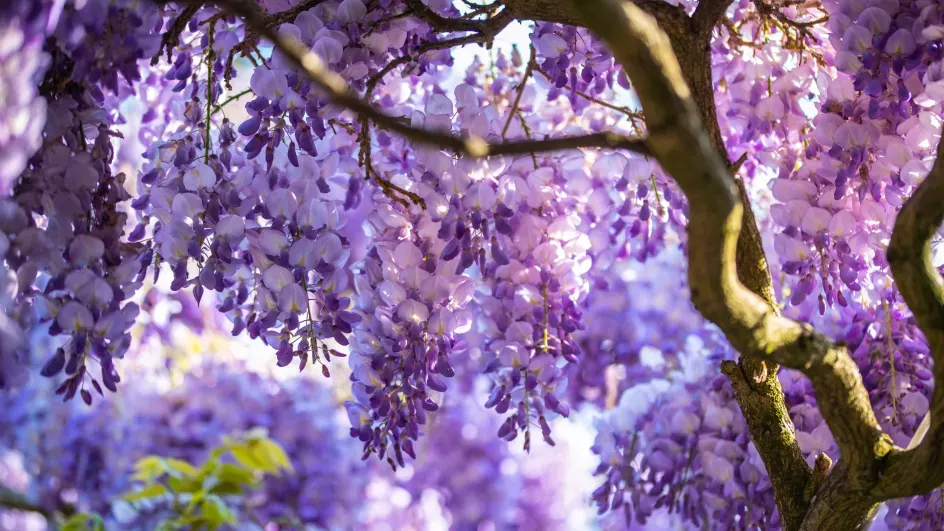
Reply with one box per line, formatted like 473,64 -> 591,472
874,134 -> 944,500
565,1 -> 893,530
562,0 -> 812,528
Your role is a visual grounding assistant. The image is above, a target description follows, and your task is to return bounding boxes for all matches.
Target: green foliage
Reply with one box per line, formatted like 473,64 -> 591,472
61,512 -> 105,531
120,429 -> 292,530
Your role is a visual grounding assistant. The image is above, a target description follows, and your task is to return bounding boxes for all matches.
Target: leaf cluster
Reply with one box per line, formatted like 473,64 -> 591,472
61,429 -> 292,531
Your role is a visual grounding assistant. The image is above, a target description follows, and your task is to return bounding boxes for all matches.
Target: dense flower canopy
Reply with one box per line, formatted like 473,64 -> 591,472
2,0 -> 944,529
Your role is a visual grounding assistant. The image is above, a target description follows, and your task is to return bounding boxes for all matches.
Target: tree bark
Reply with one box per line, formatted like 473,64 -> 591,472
560,2 -> 933,530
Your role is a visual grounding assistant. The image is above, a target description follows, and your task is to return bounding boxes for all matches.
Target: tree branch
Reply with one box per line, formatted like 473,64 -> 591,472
692,0 -> 734,38
673,1 -> 818,527
152,4 -> 201,64
486,132 -> 650,157
185,0 -> 652,164
721,359 -> 814,529
534,66 -> 645,125
502,0 -> 688,31
0,485 -> 50,518
404,0 -> 496,32
553,0 -> 811,527
873,134 -> 944,500
405,0 -> 516,49
565,3 -> 893,529
501,46 -> 535,139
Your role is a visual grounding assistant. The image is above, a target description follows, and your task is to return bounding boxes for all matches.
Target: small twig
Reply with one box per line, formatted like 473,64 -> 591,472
367,166 -> 426,209
459,3 -> 498,20
359,116 -> 426,208
534,66 -> 644,123
730,151 -> 748,174
404,0 -> 497,33
153,4 -> 202,65
204,25 -> 215,163
210,87 -> 252,116
501,45 -> 535,139
363,10 -> 412,38
366,55 -> 411,96
327,119 -> 357,135
754,0 -> 827,37
517,112 -> 539,169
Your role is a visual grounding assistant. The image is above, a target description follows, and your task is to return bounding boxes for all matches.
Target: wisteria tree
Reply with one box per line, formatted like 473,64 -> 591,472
3,0 -> 944,529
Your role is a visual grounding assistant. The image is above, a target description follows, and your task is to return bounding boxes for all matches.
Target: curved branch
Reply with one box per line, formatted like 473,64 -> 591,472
188,0 -> 651,163
0,486 -> 50,518
873,135 -> 944,500
565,0 -> 890,481
362,7 -> 516,97
692,0 -> 734,38
531,0 -> 811,522
502,0 -> 689,31
405,0 -> 516,47
404,0 -> 496,32
651,0 -> 815,526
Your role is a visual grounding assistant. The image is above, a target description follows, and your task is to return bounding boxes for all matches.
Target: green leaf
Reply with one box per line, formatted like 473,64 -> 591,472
185,489 -> 206,513
61,512 -> 105,531
199,453 -> 222,475
163,457 -> 199,478
233,436 -> 293,475
131,456 -> 165,482
201,495 -> 237,530
102,432 -> 291,531
123,483 -> 168,503
253,438 -> 293,474
230,442 -> 267,472
167,475 -> 203,494
225,432 -> 292,475
215,463 -> 256,486
206,481 -> 243,496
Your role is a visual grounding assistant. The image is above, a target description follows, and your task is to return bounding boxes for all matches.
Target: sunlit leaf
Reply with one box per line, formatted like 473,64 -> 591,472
163,457 -> 199,477
61,512 -> 105,531
253,438 -> 293,474
216,463 -> 256,486
201,494 -> 237,530
131,456 -> 165,482
123,483 -> 168,503
230,442 -> 267,472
